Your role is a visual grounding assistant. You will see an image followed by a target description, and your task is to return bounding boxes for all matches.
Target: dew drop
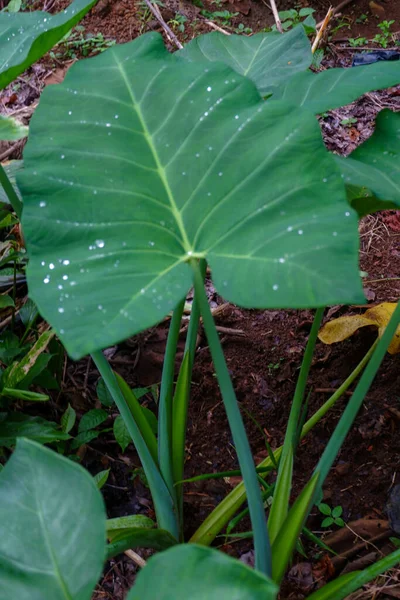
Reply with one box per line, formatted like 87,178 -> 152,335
218,172 -> 223,177
95,240 -> 105,248
149,241 -> 155,247
43,277 -> 50,284
207,86 -> 212,92
62,259 -> 70,266
345,211 -> 350,217
58,307 -> 65,313
49,263 -> 55,270
279,258 -> 285,263
273,284 -> 279,291
41,261 -> 46,266
61,154 -> 65,160
63,275 -> 68,281
298,229 -> 303,235
39,201 -> 46,208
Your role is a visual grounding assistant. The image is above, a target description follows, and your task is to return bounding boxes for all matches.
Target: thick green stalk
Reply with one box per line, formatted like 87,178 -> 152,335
191,260 -> 271,577
312,302 -> 400,497
92,350 -> 179,539
268,308 -> 323,543
0,164 -> 22,219
190,339 -> 376,546
158,298 -> 185,499
184,258 -> 206,365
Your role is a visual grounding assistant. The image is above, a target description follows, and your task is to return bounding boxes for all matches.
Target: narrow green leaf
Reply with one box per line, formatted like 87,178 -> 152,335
178,27 -> 312,97
172,351 -> 190,496
127,545 -> 278,599
113,415 -> 131,452
0,0 -> 100,91
0,438 -> 106,599
19,298 -> 39,329
115,373 -> 158,462
61,403 -> 76,433
308,548 -> 400,600
271,472 -> 319,584
3,330 -> 54,389
94,468 -> 110,489
0,115 -> 27,141
274,62 -> 400,114
1,387 -> 49,401
268,446 -> 293,544
78,408 -> 108,432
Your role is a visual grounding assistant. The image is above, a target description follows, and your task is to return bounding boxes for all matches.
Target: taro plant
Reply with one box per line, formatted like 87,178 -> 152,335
0,13 -> 399,599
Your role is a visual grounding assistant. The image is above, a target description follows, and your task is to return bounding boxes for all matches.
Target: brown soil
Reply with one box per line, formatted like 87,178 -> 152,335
1,0 -> 400,598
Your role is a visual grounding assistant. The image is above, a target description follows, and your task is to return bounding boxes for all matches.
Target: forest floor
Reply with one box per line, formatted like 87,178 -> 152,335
1,0 -> 400,598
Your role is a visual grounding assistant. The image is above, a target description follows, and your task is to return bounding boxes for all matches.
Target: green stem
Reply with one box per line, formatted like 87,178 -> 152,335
92,350 -> 179,539
268,308 -> 324,543
184,259 -> 206,366
0,164 -> 22,219
190,338 -> 377,546
158,298 -> 185,499
191,260 -> 271,577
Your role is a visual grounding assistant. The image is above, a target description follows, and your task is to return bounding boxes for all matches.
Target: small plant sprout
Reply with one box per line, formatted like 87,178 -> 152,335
318,503 -> 345,528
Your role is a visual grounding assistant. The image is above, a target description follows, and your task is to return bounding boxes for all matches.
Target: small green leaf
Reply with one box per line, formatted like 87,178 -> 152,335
0,115 -> 27,141
321,517 -> 334,528
0,295 -> 14,309
19,298 -> 39,329
335,517 -> 345,527
78,408 -> 108,432
96,377 -> 114,407
113,415 -> 131,452
0,412 -> 70,447
61,403 -> 76,433
5,0 -> 22,12
71,429 -> 100,449
127,544 -> 278,599
332,505 -> 342,518
0,438 -> 106,599
318,503 -> 332,516
93,468 -> 110,489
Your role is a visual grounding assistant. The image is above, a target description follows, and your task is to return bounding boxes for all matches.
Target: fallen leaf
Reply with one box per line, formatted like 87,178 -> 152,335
318,302 -> 400,354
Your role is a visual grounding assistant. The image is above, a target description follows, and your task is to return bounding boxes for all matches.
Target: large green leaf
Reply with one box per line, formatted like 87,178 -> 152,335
127,544 -> 278,599
19,33 -> 363,359
0,412 -> 70,447
0,0 -> 99,90
272,61 -> 400,114
335,110 -> 400,215
178,27 -> 312,97
0,438 -> 106,600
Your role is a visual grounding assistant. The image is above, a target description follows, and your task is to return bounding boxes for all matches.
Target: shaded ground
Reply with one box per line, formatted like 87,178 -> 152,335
1,0 -> 400,598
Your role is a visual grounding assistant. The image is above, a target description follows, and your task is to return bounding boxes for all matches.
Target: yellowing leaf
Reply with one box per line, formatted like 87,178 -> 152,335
318,302 -> 400,354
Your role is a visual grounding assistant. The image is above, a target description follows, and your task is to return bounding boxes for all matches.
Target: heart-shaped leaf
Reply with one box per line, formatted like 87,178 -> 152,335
127,544 -> 278,599
272,62 -> 400,114
19,33 -> 363,359
178,27 -> 312,97
0,438 -> 106,599
0,0 -> 99,90
335,110 -> 400,213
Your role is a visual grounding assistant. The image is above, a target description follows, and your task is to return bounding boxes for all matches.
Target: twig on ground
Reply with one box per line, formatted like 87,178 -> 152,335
204,20 -> 230,35
312,6 -> 334,54
269,0 -> 282,33
143,0 -> 183,49
0,142 -> 21,163
316,0 -> 357,28
124,549 -> 147,568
